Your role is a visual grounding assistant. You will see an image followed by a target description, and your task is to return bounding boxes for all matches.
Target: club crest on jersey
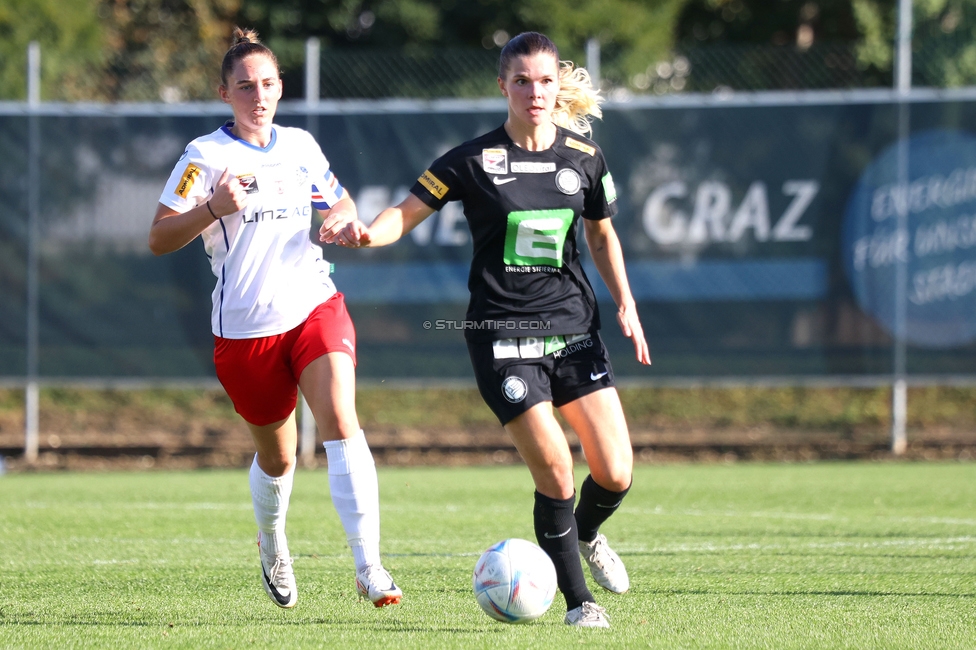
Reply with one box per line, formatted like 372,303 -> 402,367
296,166 -> 308,186
237,174 -> 260,194
555,169 -> 581,195
482,148 -> 508,175
501,376 -> 528,403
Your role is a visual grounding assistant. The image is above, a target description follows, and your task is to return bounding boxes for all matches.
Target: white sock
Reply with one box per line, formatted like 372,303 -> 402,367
249,455 -> 295,559
323,430 -> 382,571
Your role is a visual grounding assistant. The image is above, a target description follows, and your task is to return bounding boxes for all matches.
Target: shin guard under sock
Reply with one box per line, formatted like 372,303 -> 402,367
533,490 -> 593,610
323,431 -> 382,570
249,455 -> 295,557
575,474 -> 630,544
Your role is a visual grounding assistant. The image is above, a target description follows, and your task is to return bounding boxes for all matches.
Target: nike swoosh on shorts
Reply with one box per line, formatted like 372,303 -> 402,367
590,371 -> 608,381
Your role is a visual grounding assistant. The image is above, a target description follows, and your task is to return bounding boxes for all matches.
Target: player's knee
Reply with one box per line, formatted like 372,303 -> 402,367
316,413 -> 359,440
591,462 -> 632,493
531,460 -> 575,500
257,452 -> 295,477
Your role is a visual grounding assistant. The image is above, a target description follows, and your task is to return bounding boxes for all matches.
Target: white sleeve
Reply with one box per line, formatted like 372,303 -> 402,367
159,144 -> 214,213
306,133 -> 345,210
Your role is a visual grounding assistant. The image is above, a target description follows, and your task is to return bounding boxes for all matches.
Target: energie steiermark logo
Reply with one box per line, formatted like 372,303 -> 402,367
503,209 -> 574,267
843,129 -> 976,347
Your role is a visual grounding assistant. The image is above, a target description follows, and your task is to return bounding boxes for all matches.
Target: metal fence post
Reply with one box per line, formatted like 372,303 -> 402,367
25,41 -> 41,464
891,0 -> 913,456
305,37 -> 320,140
586,38 -> 601,90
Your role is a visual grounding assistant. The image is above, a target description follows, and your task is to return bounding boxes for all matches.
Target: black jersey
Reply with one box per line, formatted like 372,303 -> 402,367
410,125 -> 618,342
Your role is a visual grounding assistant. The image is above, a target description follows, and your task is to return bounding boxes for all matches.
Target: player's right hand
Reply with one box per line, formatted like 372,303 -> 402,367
208,168 -> 247,218
335,220 -> 371,248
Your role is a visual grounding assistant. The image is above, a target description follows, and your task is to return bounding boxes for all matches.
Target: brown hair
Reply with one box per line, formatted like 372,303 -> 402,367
498,32 -> 603,137
220,27 -> 280,86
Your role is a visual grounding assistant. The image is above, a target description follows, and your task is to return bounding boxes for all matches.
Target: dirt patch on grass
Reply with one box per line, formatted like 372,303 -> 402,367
2,419 -> 974,473
0,387 -> 973,472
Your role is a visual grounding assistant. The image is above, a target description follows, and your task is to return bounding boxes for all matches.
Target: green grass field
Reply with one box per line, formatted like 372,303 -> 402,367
4,462 -> 976,648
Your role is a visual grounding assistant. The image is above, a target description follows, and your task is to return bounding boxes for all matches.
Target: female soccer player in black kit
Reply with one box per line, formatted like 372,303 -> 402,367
329,31 -> 651,628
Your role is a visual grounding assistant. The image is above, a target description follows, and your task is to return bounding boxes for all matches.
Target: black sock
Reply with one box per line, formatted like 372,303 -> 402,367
533,490 -> 593,610
575,475 -> 631,544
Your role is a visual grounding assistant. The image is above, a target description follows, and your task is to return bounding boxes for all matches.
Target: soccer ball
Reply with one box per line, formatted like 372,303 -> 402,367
472,538 -> 557,623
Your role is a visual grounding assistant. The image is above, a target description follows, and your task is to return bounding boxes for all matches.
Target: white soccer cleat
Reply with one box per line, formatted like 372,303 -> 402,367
564,601 -> 610,628
579,533 -> 630,594
258,533 -> 297,608
355,564 -> 402,608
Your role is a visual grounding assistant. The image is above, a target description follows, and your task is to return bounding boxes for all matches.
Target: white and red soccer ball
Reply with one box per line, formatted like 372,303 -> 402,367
472,538 -> 557,623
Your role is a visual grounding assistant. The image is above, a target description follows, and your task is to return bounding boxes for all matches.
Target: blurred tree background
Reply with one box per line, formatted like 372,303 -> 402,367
0,0 -> 972,101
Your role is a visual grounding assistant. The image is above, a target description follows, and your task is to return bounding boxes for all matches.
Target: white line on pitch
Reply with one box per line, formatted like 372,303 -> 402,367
625,506 -> 976,527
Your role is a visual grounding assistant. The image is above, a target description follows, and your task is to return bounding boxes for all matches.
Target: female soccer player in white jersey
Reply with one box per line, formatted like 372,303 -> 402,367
148,27 -> 401,610
330,32 -> 651,628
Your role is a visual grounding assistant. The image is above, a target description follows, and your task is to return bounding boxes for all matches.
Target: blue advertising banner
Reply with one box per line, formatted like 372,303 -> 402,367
0,94 -> 973,379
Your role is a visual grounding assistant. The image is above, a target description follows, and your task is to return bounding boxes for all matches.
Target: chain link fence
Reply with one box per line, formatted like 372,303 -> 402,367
314,41 -> 973,99
5,36 -> 974,103
629,43 -> 872,95
318,48 -> 500,100
312,39 -> 975,99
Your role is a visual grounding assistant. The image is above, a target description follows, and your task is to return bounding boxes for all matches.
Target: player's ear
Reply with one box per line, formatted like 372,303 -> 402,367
218,84 -> 230,104
497,77 -> 507,98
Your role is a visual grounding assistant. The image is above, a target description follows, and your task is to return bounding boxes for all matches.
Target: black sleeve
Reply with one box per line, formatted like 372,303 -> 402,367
409,149 -> 463,211
581,148 -> 619,221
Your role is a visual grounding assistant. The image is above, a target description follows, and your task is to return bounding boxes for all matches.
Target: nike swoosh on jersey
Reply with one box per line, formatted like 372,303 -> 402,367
590,371 -> 608,381
543,528 -> 571,539
492,177 -> 516,185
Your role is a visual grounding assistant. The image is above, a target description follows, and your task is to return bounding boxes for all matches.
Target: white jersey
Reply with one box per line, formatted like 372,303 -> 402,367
160,123 -> 344,339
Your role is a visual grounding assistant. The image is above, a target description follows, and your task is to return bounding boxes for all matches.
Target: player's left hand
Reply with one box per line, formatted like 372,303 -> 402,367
617,303 -> 651,365
319,205 -> 357,243
333,220 -> 371,248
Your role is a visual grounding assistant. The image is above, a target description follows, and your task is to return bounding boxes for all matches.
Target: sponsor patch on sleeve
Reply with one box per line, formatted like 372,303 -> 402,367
175,163 -> 202,198
417,169 -> 449,199
565,137 -> 596,156
602,172 -> 617,203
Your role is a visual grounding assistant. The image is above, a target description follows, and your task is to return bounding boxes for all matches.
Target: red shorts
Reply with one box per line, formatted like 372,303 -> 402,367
213,292 -> 356,426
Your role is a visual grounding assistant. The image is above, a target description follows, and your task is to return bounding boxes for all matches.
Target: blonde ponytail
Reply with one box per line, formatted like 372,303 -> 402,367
553,61 -> 603,137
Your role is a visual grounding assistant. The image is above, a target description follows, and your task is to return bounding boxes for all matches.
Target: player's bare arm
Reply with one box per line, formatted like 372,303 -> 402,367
149,168 -> 245,255
583,218 -> 651,365
335,193 -> 434,248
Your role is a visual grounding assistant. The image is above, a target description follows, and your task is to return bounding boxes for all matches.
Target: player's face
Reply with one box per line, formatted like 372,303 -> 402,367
498,52 -> 559,130
219,54 -> 282,138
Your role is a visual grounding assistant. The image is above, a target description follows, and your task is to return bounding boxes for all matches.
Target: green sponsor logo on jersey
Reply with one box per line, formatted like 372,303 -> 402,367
602,172 -> 617,203
503,209 -> 574,267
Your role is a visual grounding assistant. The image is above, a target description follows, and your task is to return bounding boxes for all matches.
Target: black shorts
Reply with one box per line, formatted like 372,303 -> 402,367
467,332 -> 616,425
